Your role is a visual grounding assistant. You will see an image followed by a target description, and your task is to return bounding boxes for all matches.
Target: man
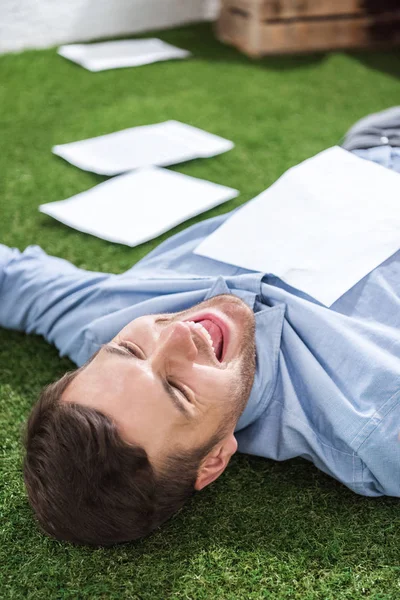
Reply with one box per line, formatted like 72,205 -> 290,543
2,110 -> 400,546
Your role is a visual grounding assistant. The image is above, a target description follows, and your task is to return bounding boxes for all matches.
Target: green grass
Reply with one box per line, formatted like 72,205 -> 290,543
1,22 -> 400,600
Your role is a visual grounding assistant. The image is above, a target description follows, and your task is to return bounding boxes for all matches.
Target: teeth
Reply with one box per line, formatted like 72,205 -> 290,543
186,321 -> 215,354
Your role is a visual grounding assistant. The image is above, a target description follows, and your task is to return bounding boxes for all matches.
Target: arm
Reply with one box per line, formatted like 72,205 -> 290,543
0,244 -> 110,361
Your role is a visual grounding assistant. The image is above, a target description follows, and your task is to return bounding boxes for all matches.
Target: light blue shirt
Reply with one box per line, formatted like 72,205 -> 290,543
1,150 -> 399,498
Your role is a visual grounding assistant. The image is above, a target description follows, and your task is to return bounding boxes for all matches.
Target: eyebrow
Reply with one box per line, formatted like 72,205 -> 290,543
103,343 -> 191,418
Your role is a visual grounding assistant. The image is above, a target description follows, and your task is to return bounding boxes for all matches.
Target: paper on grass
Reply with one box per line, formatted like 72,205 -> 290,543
52,120 -> 234,176
194,146 -> 400,306
39,167 -> 238,247
58,38 -> 191,71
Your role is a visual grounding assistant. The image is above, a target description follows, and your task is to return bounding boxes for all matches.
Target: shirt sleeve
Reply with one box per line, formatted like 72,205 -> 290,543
0,244 -> 110,362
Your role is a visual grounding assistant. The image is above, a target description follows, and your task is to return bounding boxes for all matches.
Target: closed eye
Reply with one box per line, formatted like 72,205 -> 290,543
119,341 -> 194,405
168,380 -> 191,404
119,340 -> 145,359
104,341 -> 194,418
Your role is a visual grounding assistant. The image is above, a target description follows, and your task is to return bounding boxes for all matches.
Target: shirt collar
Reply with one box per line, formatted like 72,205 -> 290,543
236,303 -> 285,431
204,274 -> 260,309
204,276 -> 285,431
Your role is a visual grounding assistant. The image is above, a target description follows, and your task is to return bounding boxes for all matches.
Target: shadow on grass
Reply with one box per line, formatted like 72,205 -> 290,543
160,22 -> 327,72
162,22 -> 400,80
167,453 -> 399,553
348,49 -> 400,80
0,328 -> 73,402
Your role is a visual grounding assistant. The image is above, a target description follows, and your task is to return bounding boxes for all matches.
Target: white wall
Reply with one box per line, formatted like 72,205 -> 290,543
0,0 -> 219,54
204,0 -> 220,19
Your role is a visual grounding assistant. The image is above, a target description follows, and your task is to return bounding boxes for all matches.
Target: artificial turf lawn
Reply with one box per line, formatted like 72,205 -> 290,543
1,21 -> 400,600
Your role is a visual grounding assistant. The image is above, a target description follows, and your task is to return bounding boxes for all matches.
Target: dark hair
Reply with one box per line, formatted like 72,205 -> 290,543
23,368 -> 222,546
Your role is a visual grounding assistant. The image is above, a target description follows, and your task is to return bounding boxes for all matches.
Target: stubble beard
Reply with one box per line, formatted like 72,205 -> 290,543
204,293 -> 257,425
172,293 -> 257,426
229,314 -> 256,425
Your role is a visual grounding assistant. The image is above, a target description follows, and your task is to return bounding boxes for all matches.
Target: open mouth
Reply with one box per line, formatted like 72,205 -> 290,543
185,317 -> 225,361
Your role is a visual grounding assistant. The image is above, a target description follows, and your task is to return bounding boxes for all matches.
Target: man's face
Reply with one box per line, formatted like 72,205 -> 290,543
63,294 -> 256,470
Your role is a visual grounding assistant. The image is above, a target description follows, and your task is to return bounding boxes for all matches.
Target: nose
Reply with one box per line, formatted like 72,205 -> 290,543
150,322 -> 198,368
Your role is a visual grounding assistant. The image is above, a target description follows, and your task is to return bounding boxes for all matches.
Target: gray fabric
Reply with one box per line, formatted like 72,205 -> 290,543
342,106 -> 400,151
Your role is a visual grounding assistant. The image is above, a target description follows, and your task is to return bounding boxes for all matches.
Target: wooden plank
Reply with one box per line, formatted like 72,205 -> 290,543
217,5 -> 251,51
217,4 -> 259,55
219,0 -> 400,21
260,0 -> 363,20
220,0 -> 363,21
216,9 -> 400,56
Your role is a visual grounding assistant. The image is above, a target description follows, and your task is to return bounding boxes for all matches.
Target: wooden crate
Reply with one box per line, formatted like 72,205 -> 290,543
216,0 -> 400,56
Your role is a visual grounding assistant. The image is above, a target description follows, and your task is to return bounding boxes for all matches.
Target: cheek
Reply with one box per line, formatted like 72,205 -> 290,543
199,372 -> 234,404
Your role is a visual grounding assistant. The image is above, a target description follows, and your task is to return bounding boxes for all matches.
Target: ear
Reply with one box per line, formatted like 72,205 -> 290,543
194,434 -> 238,491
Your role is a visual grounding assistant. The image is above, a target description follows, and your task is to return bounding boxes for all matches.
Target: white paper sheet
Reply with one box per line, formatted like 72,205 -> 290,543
58,38 -> 191,71
194,146 -> 400,306
39,167 -> 238,247
52,120 -> 234,176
